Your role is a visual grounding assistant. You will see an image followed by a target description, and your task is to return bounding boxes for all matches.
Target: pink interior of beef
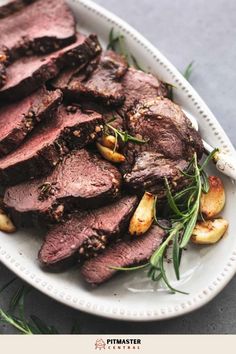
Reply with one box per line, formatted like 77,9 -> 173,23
0,105 -> 100,168
0,34 -> 86,91
0,0 -> 75,50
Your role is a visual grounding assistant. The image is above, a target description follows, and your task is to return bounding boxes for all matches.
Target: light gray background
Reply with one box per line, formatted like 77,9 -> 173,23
0,0 -> 236,334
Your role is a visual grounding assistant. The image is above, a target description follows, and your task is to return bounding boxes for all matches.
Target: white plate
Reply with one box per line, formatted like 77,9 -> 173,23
0,0 -> 236,321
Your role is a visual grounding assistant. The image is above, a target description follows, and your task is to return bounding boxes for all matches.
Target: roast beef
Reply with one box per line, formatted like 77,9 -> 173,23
50,55 -> 101,91
79,101 -> 125,131
0,0 -> 75,60
38,195 -> 138,268
0,0 -> 36,19
0,34 -> 101,101
81,225 -> 166,285
124,152 -> 189,197
126,97 -> 203,161
119,67 -> 168,114
4,149 -> 122,223
53,50 -> 128,107
0,87 -> 62,156
0,105 -> 103,185
122,97 -> 204,195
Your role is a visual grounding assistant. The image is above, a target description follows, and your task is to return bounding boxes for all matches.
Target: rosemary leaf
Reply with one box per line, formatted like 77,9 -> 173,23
180,207 -> 198,249
130,54 -> 145,71
0,309 -> 32,334
165,178 -> 186,217
173,232 -> 181,280
8,285 -> 26,314
150,223 -> 183,268
0,277 -> 17,294
159,256 -> 188,295
30,315 -> 59,334
174,186 -> 196,201
148,268 -> 161,282
107,28 -> 115,50
106,123 -> 148,145
201,169 -> 210,193
183,61 -> 194,81
107,27 -> 148,71
109,264 -> 149,271
199,148 -> 219,171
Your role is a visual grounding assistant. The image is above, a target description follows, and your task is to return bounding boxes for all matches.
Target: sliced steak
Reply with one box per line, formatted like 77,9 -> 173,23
0,105 -> 103,185
51,55 -> 101,91
4,149 -> 122,223
122,97 -> 204,195
0,34 -> 101,102
62,100 -> 125,133
81,225 -> 166,285
79,101 -> 125,130
0,87 -> 62,156
0,0 -> 75,60
0,0 -> 36,19
126,97 -> 203,161
119,67 -> 168,114
38,195 -> 137,268
53,50 -> 128,107
124,152 -> 189,196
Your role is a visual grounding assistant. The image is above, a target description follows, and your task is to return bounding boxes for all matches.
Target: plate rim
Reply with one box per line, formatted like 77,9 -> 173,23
0,0 -> 236,322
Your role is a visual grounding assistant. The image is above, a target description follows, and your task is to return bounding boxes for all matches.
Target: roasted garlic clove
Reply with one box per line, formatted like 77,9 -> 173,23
96,142 -> 125,163
129,192 -> 155,236
101,135 -> 118,150
191,218 -> 228,244
0,209 -> 16,233
200,176 -> 225,219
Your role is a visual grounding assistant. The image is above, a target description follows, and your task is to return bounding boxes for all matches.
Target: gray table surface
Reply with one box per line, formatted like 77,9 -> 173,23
0,0 -> 236,334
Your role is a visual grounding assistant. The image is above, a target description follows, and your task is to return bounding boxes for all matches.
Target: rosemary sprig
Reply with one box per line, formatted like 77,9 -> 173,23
0,280 -> 80,334
0,308 -> 33,334
107,28 -> 128,60
107,27 -> 177,100
109,264 -> 149,271
183,61 -> 194,81
107,28 -> 144,71
109,150 -> 216,293
148,150 -> 217,290
106,122 -> 148,145
149,222 -> 187,294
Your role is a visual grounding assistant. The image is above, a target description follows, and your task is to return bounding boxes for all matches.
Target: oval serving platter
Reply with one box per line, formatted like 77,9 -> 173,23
0,0 -> 236,321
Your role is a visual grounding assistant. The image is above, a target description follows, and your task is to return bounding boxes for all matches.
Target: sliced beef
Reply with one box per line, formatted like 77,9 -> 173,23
62,100 -> 125,133
119,67 -> 168,114
122,97 -> 204,195
126,97 -> 203,161
38,195 -> 138,268
0,0 -> 36,19
124,152 -> 189,196
81,225 -> 166,285
0,87 -> 62,156
51,55 -> 101,91
53,50 -> 128,107
0,34 -> 101,102
0,105 -> 103,185
0,0 -> 75,60
79,101 -> 125,131
4,149 -> 122,223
